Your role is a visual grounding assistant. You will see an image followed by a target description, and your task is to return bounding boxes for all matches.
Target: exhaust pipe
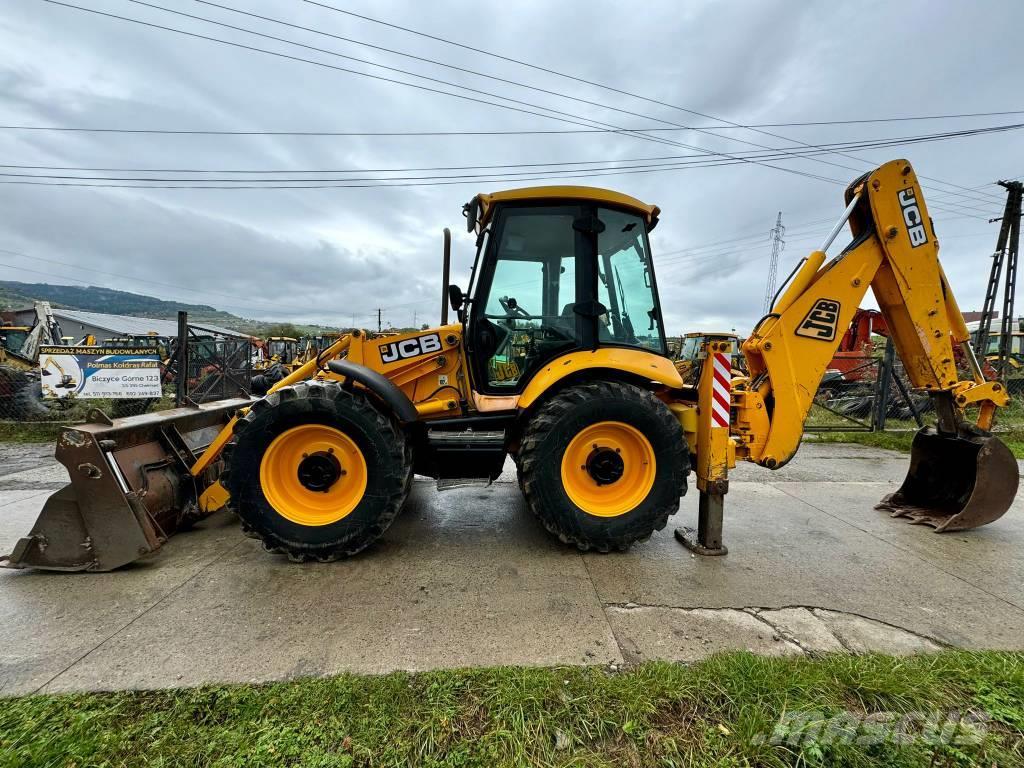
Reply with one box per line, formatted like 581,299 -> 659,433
1,398 -> 248,572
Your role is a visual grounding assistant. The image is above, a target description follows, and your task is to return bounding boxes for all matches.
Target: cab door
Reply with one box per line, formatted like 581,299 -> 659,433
467,204 -> 593,394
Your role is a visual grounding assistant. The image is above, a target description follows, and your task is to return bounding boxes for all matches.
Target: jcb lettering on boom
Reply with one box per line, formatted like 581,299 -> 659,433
380,332 -> 442,364
898,188 -> 928,248
795,299 -> 841,341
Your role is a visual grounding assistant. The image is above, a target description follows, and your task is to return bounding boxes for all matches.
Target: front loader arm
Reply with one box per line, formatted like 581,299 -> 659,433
738,159 -> 1008,469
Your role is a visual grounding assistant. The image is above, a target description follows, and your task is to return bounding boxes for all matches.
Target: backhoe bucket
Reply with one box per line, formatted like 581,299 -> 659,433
0,398 -> 249,572
876,426 -> 1018,532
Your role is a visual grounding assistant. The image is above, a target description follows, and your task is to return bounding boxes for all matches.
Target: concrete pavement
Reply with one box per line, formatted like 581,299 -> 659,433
1,440 -> 1021,695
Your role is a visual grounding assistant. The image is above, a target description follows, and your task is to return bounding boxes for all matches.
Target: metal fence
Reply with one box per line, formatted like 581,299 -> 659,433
805,341 -> 932,433
0,311 -> 253,426
171,313 -> 253,406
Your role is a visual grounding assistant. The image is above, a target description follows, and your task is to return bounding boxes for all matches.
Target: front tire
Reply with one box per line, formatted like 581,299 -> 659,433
519,381 -> 689,552
224,381 -> 411,561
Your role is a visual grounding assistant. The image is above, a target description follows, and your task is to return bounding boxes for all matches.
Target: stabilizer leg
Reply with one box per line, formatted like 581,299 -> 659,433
676,490 -> 728,555
675,335 -> 734,556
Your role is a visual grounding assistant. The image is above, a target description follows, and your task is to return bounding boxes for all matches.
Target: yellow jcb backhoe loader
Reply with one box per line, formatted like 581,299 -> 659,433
2,160 -> 1017,571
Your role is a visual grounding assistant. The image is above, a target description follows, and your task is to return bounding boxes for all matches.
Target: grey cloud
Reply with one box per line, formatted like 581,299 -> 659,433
0,0 -> 1020,334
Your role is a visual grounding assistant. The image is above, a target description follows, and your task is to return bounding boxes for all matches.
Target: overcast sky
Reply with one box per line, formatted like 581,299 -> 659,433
1,0 -> 1022,334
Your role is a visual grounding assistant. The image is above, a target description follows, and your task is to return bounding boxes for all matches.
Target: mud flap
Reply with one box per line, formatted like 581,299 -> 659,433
876,425 -> 1019,532
0,398 -> 249,572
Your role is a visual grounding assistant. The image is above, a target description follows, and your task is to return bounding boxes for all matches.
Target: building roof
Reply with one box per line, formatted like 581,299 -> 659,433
47,308 -> 247,339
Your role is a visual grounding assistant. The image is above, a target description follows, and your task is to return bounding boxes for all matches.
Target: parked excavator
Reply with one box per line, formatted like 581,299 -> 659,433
673,331 -> 744,384
2,160 -> 1017,571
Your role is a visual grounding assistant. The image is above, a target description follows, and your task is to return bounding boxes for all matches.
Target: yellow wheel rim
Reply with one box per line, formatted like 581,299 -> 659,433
560,421 -> 656,517
259,424 -> 368,526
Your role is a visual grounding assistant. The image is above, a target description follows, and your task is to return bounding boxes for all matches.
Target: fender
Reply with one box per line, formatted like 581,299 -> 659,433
326,359 -> 418,423
517,348 -> 683,409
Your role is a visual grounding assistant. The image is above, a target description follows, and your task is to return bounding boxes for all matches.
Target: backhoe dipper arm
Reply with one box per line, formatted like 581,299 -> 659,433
677,159 -> 1015,555
738,159 -> 1008,470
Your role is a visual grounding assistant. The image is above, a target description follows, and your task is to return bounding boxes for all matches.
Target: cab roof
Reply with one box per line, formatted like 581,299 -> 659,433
473,186 -> 660,229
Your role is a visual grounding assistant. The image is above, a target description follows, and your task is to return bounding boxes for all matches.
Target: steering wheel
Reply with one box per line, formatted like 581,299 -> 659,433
498,295 -> 531,319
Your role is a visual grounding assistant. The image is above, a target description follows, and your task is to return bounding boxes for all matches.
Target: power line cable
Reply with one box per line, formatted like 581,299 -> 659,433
36,0 -> 845,187
194,0 -> 1023,202
14,1 -> 1016,215
3,122 -> 1018,176
4,124 -> 1019,188
166,0 -> 1002,209
299,0 -> 1006,208
0,160 -> 999,223
7,5 -> 1007,218
6,109 -> 1024,136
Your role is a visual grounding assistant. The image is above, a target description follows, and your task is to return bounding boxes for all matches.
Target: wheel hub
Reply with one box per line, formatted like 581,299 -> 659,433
297,450 -> 343,492
560,421 -> 657,517
586,447 -> 624,485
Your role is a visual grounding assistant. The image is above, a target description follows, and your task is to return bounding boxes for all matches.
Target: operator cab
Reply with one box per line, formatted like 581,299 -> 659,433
460,187 -> 667,393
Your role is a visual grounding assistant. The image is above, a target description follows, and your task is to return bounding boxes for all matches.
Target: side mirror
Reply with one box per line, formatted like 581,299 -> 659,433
463,198 -> 480,233
448,284 -> 465,312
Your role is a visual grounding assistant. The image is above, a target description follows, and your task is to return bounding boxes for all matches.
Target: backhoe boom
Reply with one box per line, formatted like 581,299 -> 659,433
679,160 -> 1017,553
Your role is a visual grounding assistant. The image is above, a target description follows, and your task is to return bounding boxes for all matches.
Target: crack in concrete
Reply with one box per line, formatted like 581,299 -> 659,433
578,555 -> 627,667
577,556 -> 626,666
601,601 -> 949,649
744,608 -> 813,654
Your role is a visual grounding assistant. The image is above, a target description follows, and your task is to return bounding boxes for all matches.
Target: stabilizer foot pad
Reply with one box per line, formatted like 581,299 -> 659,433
674,527 -> 728,556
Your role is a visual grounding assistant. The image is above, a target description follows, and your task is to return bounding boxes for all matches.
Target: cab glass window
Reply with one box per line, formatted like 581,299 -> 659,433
596,208 -> 665,352
479,208 -> 578,388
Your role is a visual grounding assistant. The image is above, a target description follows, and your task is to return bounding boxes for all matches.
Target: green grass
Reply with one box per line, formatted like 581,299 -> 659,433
813,428 -> 1024,458
808,396 -> 1024,458
1,652 -> 1021,767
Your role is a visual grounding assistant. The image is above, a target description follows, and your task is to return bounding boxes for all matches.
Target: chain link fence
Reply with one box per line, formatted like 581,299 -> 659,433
805,342 -> 934,433
1,312 -> 253,431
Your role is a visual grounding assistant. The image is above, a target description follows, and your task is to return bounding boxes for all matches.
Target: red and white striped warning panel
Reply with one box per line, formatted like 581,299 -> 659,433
710,352 -> 731,429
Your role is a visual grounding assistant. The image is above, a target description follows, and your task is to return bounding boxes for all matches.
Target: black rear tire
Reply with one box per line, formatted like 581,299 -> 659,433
223,381 -> 411,561
519,380 -> 688,552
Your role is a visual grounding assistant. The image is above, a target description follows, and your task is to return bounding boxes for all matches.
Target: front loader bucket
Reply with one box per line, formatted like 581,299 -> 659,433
0,398 -> 249,572
876,426 -> 1019,532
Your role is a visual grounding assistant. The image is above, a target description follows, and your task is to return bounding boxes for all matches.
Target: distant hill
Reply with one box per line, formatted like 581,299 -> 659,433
0,280 -> 342,336
0,279 -> 237,319
0,282 -> 36,310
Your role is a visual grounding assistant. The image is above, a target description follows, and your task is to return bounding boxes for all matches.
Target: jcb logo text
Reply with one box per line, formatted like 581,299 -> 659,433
795,299 -> 841,342
897,188 -> 928,248
380,332 -> 443,364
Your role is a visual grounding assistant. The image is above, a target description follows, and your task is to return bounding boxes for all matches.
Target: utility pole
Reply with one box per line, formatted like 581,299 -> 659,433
763,212 -> 785,314
376,308 -> 383,333
413,309 -> 417,329
977,180 -> 1022,379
